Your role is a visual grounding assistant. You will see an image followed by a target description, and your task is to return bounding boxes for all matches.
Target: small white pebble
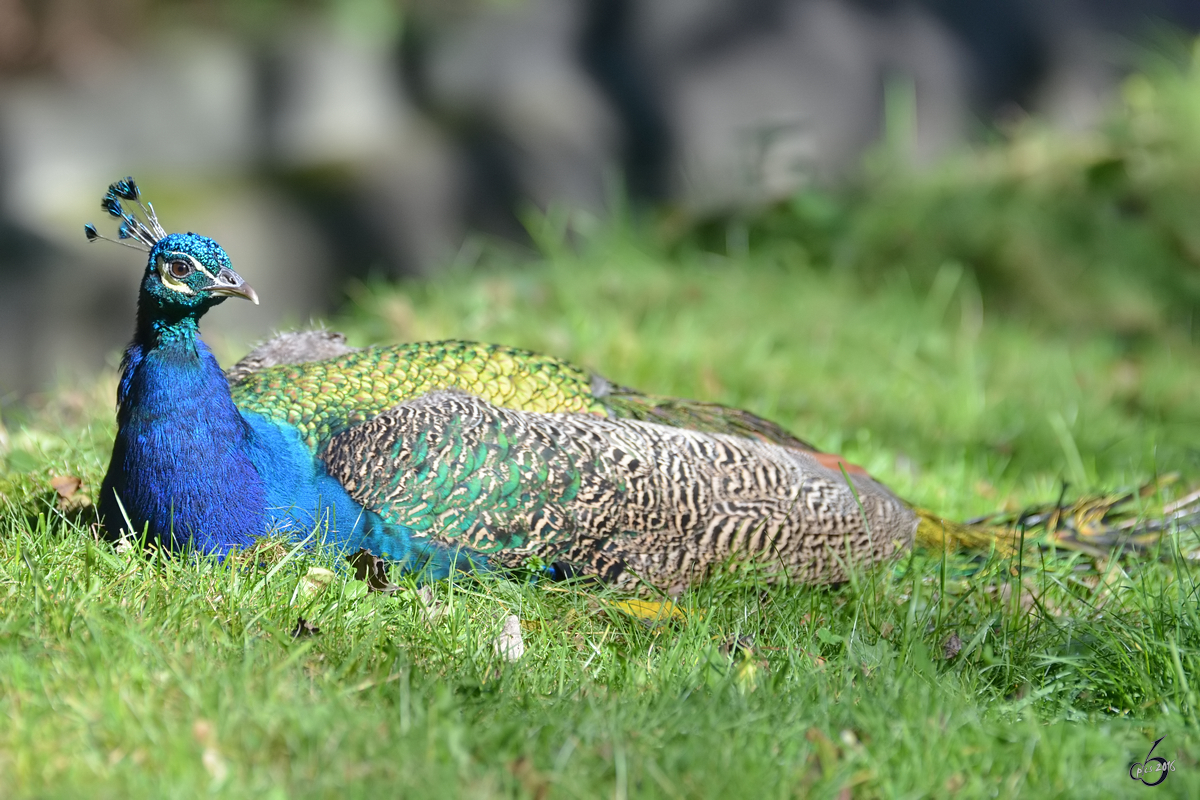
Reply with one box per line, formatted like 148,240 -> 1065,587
415,585 -> 448,624
493,614 -> 525,662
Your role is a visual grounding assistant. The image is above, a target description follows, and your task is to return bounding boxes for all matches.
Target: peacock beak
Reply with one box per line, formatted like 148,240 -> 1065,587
209,268 -> 260,305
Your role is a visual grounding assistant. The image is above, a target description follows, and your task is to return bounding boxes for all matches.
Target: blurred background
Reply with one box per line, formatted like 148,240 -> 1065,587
2,0 -> 1200,400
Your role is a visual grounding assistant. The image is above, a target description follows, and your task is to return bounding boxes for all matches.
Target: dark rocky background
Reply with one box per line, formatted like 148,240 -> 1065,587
1,0 -> 1197,396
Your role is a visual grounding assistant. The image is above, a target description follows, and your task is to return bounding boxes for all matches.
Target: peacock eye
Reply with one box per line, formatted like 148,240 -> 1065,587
168,260 -> 192,279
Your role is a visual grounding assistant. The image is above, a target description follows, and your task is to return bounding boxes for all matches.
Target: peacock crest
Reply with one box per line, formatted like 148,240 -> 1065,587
84,176 -> 167,252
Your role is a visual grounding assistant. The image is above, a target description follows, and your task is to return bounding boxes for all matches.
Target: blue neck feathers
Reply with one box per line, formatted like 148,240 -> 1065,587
100,315 -> 267,551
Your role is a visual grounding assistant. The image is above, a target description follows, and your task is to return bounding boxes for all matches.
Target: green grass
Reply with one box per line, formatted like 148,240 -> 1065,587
7,55 -> 1200,799
4,225 -> 1200,797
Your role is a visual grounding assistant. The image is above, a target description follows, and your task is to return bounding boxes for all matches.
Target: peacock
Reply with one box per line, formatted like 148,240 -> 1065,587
86,177 -> 1002,591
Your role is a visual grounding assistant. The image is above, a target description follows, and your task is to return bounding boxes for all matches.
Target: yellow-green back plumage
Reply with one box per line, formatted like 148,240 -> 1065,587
231,339 -> 607,449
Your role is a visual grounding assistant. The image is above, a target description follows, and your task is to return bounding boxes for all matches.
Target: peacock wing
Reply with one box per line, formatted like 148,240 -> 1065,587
319,390 -> 917,590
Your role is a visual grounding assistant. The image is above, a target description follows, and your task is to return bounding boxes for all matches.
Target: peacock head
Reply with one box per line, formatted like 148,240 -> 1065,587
85,177 -> 258,318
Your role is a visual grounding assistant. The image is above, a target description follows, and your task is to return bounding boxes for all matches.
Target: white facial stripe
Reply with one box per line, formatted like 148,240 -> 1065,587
156,253 -> 208,295
195,260 -> 217,281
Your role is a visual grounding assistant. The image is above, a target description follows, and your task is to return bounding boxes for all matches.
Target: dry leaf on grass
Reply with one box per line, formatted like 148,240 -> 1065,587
720,634 -> 756,659
291,617 -> 321,638
605,597 -> 685,626
943,632 -> 963,660
508,756 -> 550,800
49,475 -> 81,498
296,567 -> 336,602
346,548 -> 399,594
192,719 -> 228,783
415,584 -> 448,624
49,474 -> 92,514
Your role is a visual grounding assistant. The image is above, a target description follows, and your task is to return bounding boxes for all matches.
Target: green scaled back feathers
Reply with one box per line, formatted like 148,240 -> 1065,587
231,340 -> 606,450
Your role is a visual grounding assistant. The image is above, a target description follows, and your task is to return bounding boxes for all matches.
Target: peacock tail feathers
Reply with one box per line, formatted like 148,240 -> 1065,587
965,476 -> 1200,558
913,508 -> 1021,555
911,475 -> 1200,562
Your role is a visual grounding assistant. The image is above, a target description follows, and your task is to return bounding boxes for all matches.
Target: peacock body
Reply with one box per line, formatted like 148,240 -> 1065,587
89,177 -> 919,590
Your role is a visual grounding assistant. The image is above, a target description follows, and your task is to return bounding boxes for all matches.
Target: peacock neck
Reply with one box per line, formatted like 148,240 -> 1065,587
134,300 -> 205,348
122,312 -> 229,409
103,308 -> 267,551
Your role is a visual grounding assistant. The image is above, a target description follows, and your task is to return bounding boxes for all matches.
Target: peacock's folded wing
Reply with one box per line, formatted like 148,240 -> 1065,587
321,390 -> 916,589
